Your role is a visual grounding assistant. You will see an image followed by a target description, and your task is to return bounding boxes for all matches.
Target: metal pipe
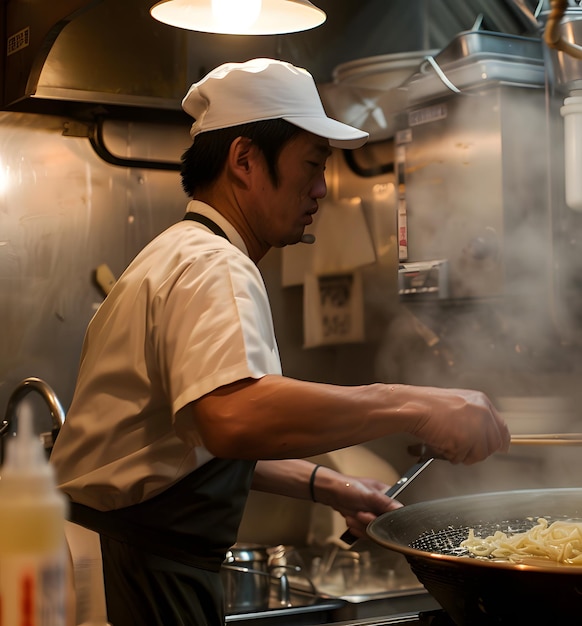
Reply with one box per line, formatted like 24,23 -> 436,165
545,0 -> 568,45
89,117 -> 181,171
544,0 -> 582,59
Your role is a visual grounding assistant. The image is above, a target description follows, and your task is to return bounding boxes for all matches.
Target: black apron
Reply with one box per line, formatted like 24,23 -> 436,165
69,213 -> 256,625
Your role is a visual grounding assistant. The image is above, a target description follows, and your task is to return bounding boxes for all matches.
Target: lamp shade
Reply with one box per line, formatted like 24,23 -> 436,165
150,0 -> 327,35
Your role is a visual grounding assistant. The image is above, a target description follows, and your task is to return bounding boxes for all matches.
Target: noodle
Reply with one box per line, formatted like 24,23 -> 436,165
460,518 -> 582,565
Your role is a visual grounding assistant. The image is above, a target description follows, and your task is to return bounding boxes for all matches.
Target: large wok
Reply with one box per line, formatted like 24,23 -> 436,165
367,488 -> 582,626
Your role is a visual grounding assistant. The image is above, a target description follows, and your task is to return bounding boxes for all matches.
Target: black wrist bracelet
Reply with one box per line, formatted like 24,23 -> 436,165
309,464 -> 322,502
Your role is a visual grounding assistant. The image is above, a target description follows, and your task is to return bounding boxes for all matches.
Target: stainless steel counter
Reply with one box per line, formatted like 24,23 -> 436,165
225,584 -> 440,625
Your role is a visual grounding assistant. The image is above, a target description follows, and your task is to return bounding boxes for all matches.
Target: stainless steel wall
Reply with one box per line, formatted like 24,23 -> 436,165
0,108 -> 404,548
0,111 -> 188,430
0,110 -> 399,433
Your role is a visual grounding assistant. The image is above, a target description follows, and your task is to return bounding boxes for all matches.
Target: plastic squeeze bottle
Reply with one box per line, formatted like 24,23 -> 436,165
0,405 -> 68,625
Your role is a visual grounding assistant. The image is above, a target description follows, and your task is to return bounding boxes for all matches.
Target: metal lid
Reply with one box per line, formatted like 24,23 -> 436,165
225,543 -> 270,564
434,30 -> 543,67
332,51 -> 438,91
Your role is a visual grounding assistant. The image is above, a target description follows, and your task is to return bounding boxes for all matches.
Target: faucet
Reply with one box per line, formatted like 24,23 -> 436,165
1,377 -> 65,462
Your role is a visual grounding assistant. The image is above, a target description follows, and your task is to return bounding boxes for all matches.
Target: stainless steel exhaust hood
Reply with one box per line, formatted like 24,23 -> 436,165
2,0 -> 194,118
1,0 -> 330,119
1,0 -> 539,120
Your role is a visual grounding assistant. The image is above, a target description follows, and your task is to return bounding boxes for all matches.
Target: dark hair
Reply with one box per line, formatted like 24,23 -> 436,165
180,118 -> 302,197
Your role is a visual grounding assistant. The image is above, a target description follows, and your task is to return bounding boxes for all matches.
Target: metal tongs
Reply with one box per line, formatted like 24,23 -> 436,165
339,447 -> 435,547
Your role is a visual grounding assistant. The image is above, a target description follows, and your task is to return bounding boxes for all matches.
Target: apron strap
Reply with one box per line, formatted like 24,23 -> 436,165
183,212 -> 229,241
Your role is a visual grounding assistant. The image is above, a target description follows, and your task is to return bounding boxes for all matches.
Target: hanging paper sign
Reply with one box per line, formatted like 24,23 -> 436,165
303,272 -> 364,348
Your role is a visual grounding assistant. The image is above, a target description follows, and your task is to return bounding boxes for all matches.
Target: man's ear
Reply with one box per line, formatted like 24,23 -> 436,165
227,136 -> 256,186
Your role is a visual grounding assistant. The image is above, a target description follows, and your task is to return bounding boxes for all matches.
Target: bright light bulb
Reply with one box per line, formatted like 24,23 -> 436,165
151,0 -> 325,35
211,0 -> 262,31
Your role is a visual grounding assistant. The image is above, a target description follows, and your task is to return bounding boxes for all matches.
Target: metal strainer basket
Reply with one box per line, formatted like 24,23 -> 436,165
410,518 -> 553,555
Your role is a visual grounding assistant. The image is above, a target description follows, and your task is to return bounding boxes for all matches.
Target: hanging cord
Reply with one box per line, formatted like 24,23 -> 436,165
422,55 -> 462,94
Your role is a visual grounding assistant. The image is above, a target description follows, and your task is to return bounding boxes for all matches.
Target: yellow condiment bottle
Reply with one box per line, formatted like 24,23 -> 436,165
0,405 -> 68,625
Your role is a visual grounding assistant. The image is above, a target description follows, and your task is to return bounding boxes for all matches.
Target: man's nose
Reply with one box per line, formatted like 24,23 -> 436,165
312,174 -> 327,199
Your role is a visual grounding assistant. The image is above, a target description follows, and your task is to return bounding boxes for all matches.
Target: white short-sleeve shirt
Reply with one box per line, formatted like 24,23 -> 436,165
51,202 -> 282,511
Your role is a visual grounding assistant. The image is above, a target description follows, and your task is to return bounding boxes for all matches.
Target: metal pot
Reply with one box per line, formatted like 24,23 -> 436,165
220,544 -> 301,613
367,488 -> 582,626
221,544 -> 271,612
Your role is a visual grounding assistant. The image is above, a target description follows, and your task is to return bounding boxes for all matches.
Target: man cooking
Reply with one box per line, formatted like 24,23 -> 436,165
50,58 -> 509,626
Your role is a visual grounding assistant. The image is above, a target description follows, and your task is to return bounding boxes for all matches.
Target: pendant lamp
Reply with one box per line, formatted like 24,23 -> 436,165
150,0 -> 326,35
